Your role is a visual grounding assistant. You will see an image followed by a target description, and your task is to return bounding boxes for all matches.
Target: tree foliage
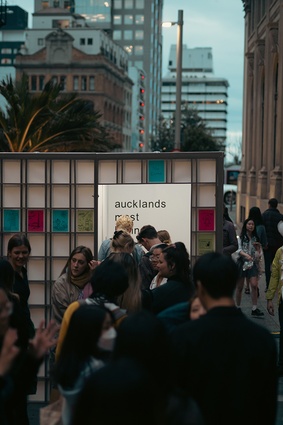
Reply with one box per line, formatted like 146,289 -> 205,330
152,106 -> 222,152
0,75 -> 116,152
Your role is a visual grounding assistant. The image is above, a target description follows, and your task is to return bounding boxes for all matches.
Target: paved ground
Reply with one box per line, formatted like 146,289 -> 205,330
229,204 -> 283,424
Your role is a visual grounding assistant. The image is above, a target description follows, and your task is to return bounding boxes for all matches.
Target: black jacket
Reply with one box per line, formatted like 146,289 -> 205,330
172,306 -> 277,425
262,207 -> 283,248
143,276 -> 193,315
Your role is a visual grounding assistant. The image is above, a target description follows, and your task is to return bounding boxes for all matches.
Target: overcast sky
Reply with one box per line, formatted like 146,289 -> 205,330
15,0 -> 245,142
162,0 -> 245,142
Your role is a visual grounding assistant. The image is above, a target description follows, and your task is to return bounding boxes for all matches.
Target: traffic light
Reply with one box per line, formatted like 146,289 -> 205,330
139,142 -> 144,148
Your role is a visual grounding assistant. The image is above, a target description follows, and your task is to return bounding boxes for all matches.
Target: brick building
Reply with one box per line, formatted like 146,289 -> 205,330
15,9 -> 133,150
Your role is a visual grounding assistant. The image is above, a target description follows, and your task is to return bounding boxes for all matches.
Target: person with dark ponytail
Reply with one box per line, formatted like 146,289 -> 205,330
144,242 -> 194,314
54,304 -> 115,425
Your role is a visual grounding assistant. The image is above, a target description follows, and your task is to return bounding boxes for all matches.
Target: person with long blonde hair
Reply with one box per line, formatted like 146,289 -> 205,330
109,252 -> 142,313
110,231 -> 135,255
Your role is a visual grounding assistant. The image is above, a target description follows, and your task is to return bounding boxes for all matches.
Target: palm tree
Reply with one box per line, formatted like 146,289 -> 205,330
0,75 -> 116,152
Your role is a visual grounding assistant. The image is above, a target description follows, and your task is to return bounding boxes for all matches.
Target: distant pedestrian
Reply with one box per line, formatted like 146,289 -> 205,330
262,198 -> 283,289
222,204 -> 238,256
248,207 -> 267,249
235,218 -> 263,316
248,206 -> 267,289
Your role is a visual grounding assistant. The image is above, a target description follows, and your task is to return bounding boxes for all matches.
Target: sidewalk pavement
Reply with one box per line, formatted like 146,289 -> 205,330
229,204 -> 283,424
236,273 -> 280,334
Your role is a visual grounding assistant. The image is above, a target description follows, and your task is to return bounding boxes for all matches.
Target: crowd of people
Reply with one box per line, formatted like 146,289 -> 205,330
0,203 -> 282,425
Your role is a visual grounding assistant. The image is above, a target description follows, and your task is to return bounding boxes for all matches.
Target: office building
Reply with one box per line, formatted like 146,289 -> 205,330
111,0 -> 163,150
161,45 -> 229,147
0,6 -> 27,81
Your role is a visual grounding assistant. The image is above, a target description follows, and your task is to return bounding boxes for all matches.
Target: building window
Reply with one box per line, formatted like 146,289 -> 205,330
52,19 -> 65,28
1,58 -> 12,64
124,30 -> 133,40
39,75 -> 45,90
89,76 -> 95,91
31,76 -> 37,91
114,0 -> 122,7
124,0 -> 133,8
135,15 -> 144,24
135,0 -> 144,8
113,30 -> 121,40
13,48 -> 19,54
51,76 -> 58,84
135,30 -> 144,40
87,38 -> 93,45
1,48 -> 11,54
113,15 -> 122,24
80,38 -> 85,45
81,76 -> 87,91
60,76 -> 66,90
38,38 -> 44,46
73,76 -> 79,90
64,0 -> 71,9
134,60 -> 143,68
124,15 -> 133,24
134,45 -> 143,55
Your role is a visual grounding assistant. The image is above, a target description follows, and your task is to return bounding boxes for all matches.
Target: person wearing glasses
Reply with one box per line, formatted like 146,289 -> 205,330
146,243 -> 193,314
136,225 -> 162,289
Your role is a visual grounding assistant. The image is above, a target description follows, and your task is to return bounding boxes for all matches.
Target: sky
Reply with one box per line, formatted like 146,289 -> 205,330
162,0 -> 245,150
13,0 -> 245,148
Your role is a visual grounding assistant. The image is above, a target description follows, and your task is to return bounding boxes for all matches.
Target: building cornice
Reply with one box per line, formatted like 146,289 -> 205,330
242,0 -> 251,15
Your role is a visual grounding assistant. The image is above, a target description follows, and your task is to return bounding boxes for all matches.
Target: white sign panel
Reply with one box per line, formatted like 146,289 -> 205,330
98,184 -> 191,250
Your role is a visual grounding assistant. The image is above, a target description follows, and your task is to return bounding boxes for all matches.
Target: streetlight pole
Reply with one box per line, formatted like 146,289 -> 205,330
174,9 -> 183,151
